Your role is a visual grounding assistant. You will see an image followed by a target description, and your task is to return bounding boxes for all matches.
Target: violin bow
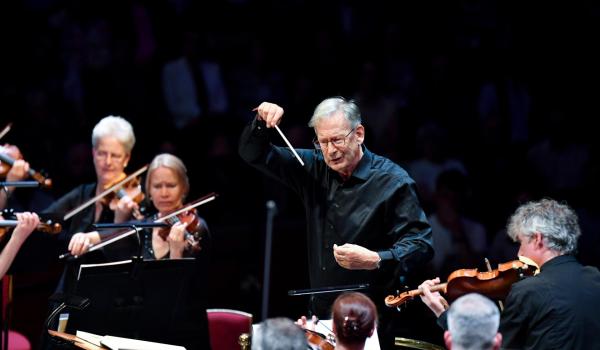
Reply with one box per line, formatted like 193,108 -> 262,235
485,257 -> 505,311
59,192 -> 218,259
156,192 -> 218,223
0,123 -> 12,140
63,165 -> 148,221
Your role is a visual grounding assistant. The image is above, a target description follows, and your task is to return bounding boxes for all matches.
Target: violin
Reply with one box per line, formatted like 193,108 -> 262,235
304,329 -> 335,350
384,259 -> 536,308
157,208 -> 204,253
0,209 -> 62,241
0,144 -> 52,188
63,165 -> 148,221
99,173 -> 145,214
59,192 -> 218,260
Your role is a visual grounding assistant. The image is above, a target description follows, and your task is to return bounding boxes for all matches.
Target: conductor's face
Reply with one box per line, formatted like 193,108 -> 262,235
314,112 -> 364,179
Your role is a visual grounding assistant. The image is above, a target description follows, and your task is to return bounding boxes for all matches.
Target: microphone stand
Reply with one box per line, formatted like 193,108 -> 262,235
261,200 -> 277,321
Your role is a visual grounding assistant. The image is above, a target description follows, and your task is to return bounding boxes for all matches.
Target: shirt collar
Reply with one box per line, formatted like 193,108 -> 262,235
350,145 -> 372,181
540,254 -> 576,272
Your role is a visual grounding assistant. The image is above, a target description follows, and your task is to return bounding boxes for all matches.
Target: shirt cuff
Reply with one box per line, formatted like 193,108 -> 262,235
377,250 -> 394,261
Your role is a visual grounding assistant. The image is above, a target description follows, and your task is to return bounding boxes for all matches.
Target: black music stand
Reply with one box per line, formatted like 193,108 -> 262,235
64,258 -> 208,348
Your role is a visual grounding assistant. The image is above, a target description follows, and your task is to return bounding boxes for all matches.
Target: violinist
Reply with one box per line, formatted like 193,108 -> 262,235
39,116 -> 137,345
140,153 -> 209,259
44,115 -> 138,255
419,199 -> 600,350
0,212 -> 39,279
297,292 -> 377,350
66,153 -> 209,260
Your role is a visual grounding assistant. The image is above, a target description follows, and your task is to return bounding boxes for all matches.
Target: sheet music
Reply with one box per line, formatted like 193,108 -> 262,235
77,259 -> 133,280
75,330 -> 186,350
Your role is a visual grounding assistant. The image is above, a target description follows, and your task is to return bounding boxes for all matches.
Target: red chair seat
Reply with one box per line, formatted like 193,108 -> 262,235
206,308 -> 253,350
6,330 -> 32,350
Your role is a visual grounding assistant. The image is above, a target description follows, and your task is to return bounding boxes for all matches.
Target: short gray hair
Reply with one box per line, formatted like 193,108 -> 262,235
507,198 -> 581,255
447,293 -> 499,350
91,115 -> 136,153
308,97 -> 361,129
145,153 -> 189,199
252,317 -> 307,350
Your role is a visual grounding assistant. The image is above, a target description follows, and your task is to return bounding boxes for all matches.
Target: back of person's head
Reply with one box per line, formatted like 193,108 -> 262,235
332,292 -> 377,347
506,198 -> 580,255
308,97 -> 362,129
252,317 -> 307,350
446,293 -> 501,350
91,115 -> 136,153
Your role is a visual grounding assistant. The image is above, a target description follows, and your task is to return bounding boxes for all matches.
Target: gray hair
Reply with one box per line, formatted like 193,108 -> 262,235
447,293 -> 499,350
308,97 -> 362,129
507,198 -> 580,255
91,115 -> 136,153
145,153 -> 189,199
252,317 -> 307,350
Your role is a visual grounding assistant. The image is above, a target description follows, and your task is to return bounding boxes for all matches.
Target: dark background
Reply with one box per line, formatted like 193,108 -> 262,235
2,1 -> 600,348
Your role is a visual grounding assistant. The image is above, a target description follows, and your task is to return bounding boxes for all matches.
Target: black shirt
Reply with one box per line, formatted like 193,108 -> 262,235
500,255 -> 600,350
437,255 -> 600,350
239,119 -> 433,308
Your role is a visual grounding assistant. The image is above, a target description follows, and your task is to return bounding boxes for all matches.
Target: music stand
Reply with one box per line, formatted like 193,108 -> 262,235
65,258 -> 201,346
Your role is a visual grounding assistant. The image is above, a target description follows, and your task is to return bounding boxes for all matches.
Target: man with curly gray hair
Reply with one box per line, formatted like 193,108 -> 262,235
420,198 -> 600,350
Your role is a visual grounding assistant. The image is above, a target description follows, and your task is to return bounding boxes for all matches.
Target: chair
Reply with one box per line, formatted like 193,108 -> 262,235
206,308 -> 253,350
2,275 -> 32,350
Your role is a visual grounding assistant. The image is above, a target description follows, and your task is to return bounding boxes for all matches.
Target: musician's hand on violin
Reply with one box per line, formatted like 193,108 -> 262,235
253,102 -> 284,128
68,232 -> 101,256
333,243 -> 380,270
6,159 -> 29,182
113,196 -> 139,223
12,212 -> 39,242
296,315 -> 318,331
167,221 -> 187,258
418,278 -> 449,318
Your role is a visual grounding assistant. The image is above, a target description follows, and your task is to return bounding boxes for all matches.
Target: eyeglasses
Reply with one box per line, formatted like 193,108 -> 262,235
313,127 -> 356,150
94,149 -> 126,163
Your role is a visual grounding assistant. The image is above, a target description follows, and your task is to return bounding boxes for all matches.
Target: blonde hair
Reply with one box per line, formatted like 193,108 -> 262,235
145,153 -> 189,199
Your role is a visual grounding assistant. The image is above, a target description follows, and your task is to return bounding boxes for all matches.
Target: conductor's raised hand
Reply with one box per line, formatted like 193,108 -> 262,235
253,102 -> 284,128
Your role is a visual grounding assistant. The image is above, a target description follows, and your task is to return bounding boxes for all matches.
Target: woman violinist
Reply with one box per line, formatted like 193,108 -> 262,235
140,153 -> 209,259
43,116 -> 139,255
67,153 -> 209,260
